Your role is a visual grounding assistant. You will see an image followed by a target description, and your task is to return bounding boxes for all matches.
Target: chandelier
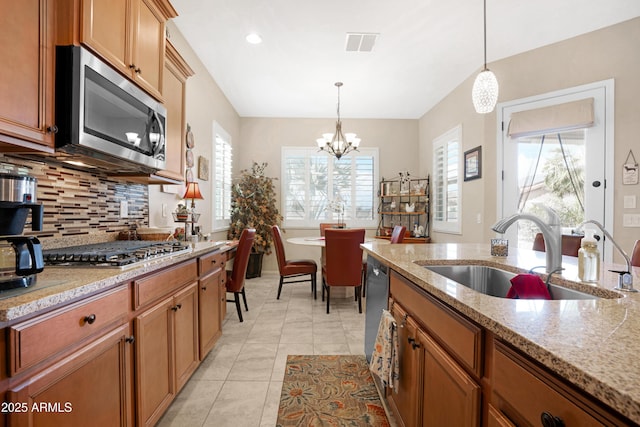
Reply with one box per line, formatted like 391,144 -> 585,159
316,82 -> 360,160
472,0 -> 499,114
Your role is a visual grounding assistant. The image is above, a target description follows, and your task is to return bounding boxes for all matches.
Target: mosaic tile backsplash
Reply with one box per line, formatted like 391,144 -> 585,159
0,155 -> 148,245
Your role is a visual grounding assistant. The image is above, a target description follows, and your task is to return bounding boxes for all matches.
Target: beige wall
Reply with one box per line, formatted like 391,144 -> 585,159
148,22 -> 241,239
150,17 -> 640,270
238,117 -> 419,271
419,17 -> 640,262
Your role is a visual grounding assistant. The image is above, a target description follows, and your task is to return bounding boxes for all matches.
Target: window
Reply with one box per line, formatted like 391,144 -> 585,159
432,125 -> 461,234
281,147 -> 379,228
212,123 -> 232,231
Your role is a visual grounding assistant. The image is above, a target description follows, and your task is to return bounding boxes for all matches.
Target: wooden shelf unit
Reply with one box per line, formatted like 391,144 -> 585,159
377,175 -> 430,243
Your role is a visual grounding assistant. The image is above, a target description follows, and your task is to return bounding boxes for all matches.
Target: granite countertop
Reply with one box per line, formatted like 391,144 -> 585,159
361,241 -> 640,424
0,240 -> 234,325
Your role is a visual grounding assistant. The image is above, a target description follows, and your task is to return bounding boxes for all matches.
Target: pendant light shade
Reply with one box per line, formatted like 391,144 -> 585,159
472,0 -> 499,114
472,69 -> 499,114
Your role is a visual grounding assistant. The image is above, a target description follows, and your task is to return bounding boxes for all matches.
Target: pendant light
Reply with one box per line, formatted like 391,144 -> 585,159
472,0 -> 499,114
316,82 -> 360,160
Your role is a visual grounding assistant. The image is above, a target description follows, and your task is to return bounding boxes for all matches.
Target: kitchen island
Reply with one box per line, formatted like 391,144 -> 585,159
361,241 -> 640,426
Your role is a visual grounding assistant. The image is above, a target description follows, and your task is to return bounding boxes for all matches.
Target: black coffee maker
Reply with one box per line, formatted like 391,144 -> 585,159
0,174 -> 44,289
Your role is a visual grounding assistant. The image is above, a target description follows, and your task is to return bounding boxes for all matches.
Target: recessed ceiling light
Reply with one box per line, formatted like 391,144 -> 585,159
246,33 -> 262,44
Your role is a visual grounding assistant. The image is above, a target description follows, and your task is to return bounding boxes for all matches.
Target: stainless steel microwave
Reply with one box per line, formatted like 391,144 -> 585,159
54,45 -> 166,174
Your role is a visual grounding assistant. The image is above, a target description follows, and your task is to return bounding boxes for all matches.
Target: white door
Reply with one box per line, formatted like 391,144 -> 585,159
498,80 -> 614,260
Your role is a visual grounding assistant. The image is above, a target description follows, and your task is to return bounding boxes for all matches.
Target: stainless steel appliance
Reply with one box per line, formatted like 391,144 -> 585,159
54,45 -> 167,174
364,256 -> 389,362
0,174 -> 45,289
43,240 -> 192,269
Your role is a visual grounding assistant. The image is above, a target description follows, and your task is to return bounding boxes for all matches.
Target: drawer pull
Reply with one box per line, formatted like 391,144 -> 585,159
202,286 -> 207,291
540,412 -> 564,427
84,314 -> 96,325
408,337 -> 420,350
171,304 -> 182,312
125,336 -> 135,344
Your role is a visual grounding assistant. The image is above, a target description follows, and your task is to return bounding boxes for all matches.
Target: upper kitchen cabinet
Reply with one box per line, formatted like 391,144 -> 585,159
0,0 -> 56,152
56,0 -> 177,101
156,40 -> 194,182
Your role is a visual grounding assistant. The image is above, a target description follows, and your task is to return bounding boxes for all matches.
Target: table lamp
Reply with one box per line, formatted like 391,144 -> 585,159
182,181 -> 203,237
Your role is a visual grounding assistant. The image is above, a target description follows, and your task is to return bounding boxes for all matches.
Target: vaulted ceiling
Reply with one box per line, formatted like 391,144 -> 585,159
173,0 -> 640,119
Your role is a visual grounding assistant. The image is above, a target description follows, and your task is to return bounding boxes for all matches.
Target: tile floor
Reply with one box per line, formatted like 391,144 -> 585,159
157,272 -> 370,427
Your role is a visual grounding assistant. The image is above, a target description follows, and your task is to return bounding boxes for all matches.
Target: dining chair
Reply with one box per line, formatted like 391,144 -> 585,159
272,225 -> 318,299
631,239 -> 640,267
226,228 -> 256,322
322,228 -> 366,314
532,232 -> 582,257
320,222 -> 369,298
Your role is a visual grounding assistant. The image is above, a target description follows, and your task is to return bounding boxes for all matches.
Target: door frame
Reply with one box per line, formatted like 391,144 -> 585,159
495,79 -> 615,262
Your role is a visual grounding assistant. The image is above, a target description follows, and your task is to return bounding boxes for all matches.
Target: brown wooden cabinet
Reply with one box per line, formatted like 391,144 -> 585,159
57,0 -> 177,101
198,251 -> 226,359
156,40 -> 194,182
133,260 -> 199,426
387,302 -> 421,427
492,340 -> 630,427
417,327 -> 480,427
388,297 -> 480,427
7,323 -> 134,427
0,0 -> 56,152
385,268 -> 634,427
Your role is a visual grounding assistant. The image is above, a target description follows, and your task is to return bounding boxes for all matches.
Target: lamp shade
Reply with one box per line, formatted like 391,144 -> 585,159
472,69 -> 499,114
183,181 -> 203,200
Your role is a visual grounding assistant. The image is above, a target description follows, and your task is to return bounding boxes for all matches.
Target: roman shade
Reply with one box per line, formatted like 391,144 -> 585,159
507,98 -> 594,138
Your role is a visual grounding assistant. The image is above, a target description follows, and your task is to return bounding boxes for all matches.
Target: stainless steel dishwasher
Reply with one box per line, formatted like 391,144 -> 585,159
364,256 -> 389,362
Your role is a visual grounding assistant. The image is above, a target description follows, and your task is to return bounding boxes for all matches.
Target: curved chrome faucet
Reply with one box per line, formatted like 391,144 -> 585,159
492,211 -> 562,273
577,220 -> 635,292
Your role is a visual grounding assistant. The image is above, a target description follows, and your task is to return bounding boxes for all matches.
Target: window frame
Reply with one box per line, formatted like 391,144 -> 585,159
432,125 -> 462,234
212,122 -> 232,232
281,147 -> 379,229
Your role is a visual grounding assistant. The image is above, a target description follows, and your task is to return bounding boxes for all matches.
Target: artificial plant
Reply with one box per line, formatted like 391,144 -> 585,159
228,162 -> 283,254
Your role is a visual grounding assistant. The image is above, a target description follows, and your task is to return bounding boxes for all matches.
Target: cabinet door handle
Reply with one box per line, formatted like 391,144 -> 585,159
540,411 -> 564,427
171,304 -> 183,311
125,336 -> 135,344
46,125 -> 58,134
134,67 -> 141,74
84,314 -> 96,324
407,337 -> 420,349
202,286 -> 207,291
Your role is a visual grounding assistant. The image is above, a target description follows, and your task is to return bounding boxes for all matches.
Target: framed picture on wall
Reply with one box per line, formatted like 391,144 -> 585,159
464,146 -> 482,181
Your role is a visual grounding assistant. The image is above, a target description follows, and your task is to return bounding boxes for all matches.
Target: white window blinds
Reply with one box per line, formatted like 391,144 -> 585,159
433,126 -> 461,234
281,147 -> 378,228
213,132 -> 232,230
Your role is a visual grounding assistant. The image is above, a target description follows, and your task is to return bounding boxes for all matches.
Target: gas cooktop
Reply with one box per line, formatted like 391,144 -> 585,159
43,240 -> 192,269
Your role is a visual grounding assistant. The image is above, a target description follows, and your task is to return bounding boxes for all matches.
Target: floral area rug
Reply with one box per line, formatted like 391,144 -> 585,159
277,355 -> 390,426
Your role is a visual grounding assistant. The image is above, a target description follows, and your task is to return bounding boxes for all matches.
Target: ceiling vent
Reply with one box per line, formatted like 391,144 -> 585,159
345,33 -> 378,52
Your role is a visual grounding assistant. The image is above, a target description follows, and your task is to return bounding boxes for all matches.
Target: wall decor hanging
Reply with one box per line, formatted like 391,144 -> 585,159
623,150 -> 638,185
198,156 -> 209,181
464,146 -> 482,181
185,123 -> 195,182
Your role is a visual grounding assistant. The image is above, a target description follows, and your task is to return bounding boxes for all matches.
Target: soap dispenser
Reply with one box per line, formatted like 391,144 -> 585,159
578,229 -> 600,282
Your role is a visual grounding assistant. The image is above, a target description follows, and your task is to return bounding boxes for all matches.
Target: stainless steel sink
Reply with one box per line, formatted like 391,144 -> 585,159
424,264 -> 599,300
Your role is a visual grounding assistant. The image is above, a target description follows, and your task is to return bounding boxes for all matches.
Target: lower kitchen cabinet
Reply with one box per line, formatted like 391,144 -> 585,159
198,251 -> 226,359
135,281 -> 199,427
388,298 -> 480,427
385,268 -> 634,427
388,302 -> 421,426
417,327 -> 480,426
7,323 -> 134,427
492,340 -> 630,427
